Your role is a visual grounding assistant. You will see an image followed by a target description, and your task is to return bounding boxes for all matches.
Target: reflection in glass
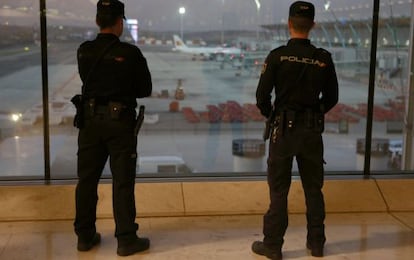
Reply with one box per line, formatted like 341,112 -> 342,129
0,1 -> 412,178
0,0 -> 43,176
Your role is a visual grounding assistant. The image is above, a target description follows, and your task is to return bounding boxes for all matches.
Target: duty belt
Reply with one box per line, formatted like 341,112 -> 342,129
84,98 -> 130,120
274,109 -> 324,132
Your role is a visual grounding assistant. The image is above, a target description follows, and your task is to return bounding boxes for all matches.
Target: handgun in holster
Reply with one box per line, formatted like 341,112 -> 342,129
314,113 -> 324,132
134,105 -> 145,136
263,108 -> 276,141
314,104 -> 325,133
70,94 -> 84,129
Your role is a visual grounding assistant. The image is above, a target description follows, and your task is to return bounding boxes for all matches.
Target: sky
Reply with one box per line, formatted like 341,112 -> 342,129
123,0 -> 290,31
122,0 -> 317,31
0,0 -> 412,30
117,0 -> 412,31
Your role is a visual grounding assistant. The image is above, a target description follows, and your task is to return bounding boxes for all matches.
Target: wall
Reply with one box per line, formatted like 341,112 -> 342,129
0,179 -> 413,221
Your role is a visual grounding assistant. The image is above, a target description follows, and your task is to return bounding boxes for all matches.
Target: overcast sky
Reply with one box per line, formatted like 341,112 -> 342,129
100,0 -> 295,31
1,0 -> 412,30
108,0 -> 413,31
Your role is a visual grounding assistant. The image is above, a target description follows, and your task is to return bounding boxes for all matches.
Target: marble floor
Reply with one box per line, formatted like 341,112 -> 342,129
0,213 -> 413,260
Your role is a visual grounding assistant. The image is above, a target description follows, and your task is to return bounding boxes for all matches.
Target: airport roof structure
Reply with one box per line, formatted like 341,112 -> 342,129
261,17 -> 411,31
261,17 -> 412,48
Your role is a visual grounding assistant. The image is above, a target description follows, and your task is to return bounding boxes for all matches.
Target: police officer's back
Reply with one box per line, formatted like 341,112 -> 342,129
252,2 -> 338,259
74,0 -> 152,257
256,13 -> 337,117
77,7 -> 151,106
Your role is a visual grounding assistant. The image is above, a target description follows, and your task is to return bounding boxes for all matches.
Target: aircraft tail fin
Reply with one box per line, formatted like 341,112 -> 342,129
173,35 -> 187,50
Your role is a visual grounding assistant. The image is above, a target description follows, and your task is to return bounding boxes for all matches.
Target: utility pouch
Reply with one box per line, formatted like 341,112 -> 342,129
286,111 -> 295,130
109,101 -> 124,120
87,98 -> 96,117
70,94 -> 84,129
278,112 -> 285,137
305,109 -> 314,129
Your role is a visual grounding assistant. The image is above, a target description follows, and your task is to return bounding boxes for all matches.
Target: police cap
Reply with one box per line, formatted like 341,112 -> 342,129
97,0 -> 126,19
289,1 -> 315,21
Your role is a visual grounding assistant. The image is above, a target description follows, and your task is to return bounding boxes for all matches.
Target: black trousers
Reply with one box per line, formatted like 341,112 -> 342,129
74,106 -> 139,242
263,123 -> 326,249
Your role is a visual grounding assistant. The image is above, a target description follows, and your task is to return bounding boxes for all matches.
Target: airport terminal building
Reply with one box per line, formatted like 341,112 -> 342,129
0,0 -> 413,259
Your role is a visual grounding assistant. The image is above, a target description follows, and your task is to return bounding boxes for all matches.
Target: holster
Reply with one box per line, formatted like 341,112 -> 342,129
70,94 -> 84,129
134,105 -> 145,136
313,112 -> 324,133
263,111 -> 286,141
263,118 -> 273,141
263,108 -> 277,141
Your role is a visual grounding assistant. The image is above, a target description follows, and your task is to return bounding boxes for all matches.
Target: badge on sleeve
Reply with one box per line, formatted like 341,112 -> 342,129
261,63 -> 268,74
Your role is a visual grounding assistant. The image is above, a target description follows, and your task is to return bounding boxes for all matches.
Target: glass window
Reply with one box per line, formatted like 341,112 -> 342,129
45,1 -> 95,178
371,0 -> 410,172
0,1 -> 44,177
1,1 -> 413,180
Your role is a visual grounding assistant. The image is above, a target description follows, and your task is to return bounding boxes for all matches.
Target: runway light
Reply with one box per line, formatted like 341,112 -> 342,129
24,47 -> 30,51
254,0 -> 261,10
10,113 -> 22,122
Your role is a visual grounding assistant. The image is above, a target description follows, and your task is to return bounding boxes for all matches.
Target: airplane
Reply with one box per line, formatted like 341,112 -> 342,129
172,34 -> 242,61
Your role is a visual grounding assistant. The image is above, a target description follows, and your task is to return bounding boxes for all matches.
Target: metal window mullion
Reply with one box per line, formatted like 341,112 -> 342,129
403,2 -> 414,170
364,0 -> 380,177
40,0 -> 51,182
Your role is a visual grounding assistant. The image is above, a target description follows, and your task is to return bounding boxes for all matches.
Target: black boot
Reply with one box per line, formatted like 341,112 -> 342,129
117,237 -> 150,256
306,241 -> 324,257
251,241 -> 282,260
77,232 -> 101,251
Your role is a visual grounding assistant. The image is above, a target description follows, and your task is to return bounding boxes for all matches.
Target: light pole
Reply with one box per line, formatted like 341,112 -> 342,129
179,7 -> 186,40
221,0 -> 225,45
254,0 -> 261,41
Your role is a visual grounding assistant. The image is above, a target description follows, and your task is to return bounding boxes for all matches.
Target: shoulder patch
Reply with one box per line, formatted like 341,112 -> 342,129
114,56 -> 125,62
261,63 -> 268,74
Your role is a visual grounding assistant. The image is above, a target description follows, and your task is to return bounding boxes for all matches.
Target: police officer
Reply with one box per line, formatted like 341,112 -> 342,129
74,0 -> 152,257
252,1 -> 338,259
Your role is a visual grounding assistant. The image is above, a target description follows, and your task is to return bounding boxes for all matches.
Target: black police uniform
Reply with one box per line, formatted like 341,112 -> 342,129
74,33 -> 152,243
256,38 -> 338,250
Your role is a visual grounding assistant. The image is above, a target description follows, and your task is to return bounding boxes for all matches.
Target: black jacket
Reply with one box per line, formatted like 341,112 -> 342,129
77,33 -> 152,108
256,38 -> 338,118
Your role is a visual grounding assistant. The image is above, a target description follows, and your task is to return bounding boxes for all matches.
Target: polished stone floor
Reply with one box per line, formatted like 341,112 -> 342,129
0,213 -> 413,259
